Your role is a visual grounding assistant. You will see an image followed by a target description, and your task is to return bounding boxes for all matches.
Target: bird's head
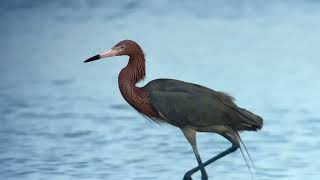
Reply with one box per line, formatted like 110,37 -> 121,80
83,40 -> 143,63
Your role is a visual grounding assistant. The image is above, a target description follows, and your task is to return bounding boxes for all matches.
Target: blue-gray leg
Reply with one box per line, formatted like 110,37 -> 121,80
183,145 -> 238,179
181,128 -> 208,180
190,145 -> 208,180
183,131 -> 240,180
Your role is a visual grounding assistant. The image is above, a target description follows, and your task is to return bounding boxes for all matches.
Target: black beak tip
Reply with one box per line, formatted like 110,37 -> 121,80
83,55 -> 100,63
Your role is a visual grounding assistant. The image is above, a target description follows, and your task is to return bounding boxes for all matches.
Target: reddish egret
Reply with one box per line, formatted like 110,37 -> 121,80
84,40 -> 263,180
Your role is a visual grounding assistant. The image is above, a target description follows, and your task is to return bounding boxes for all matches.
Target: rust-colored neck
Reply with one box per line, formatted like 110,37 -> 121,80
118,53 -> 159,118
123,54 -> 146,84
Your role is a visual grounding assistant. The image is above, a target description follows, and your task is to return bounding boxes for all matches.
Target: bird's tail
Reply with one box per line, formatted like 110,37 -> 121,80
237,108 -> 263,131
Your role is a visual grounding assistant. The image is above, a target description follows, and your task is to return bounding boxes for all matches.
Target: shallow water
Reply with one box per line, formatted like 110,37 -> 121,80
1,1 -> 320,180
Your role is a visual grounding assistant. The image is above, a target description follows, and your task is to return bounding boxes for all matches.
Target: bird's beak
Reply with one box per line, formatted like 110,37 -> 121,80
83,49 -> 118,63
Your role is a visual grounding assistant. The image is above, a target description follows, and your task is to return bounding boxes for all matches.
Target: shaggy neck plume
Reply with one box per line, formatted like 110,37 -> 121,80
118,52 -> 159,118
126,54 -> 146,83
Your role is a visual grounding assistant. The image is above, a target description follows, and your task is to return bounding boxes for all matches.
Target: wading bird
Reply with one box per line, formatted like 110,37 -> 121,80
84,40 -> 263,180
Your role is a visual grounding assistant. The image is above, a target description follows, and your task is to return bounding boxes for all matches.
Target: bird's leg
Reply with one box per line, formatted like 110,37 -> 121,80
184,131 -> 240,178
181,128 -> 208,180
190,145 -> 208,180
184,145 -> 238,178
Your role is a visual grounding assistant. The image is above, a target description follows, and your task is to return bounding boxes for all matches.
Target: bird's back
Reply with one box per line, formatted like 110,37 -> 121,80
143,79 -> 263,131
144,79 -> 236,105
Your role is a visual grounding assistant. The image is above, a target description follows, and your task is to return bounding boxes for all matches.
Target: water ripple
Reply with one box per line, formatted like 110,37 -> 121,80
63,130 -> 93,138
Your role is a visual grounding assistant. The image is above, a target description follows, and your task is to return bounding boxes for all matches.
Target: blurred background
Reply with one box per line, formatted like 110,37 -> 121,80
1,0 -> 320,179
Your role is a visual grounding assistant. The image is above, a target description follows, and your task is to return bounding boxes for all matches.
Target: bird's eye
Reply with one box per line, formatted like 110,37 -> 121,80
121,45 -> 125,49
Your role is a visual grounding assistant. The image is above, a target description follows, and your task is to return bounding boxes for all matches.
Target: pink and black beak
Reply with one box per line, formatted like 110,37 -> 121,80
83,49 -> 118,63
83,54 -> 100,63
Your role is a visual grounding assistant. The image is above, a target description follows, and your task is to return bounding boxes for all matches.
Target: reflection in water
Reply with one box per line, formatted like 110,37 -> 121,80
1,1 -> 320,180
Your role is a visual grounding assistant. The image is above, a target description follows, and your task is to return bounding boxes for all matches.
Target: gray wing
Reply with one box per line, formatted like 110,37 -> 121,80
149,91 -> 239,128
144,79 -> 263,130
143,79 -> 236,106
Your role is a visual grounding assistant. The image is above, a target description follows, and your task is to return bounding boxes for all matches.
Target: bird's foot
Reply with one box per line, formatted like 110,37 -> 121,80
183,171 -> 193,180
201,173 -> 208,180
183,173 -> 207,180
183,168 -> 208,180
183,174 -> 192,180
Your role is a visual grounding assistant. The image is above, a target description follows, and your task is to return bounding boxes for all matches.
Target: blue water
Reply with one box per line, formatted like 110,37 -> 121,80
1,1 -> 320,179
